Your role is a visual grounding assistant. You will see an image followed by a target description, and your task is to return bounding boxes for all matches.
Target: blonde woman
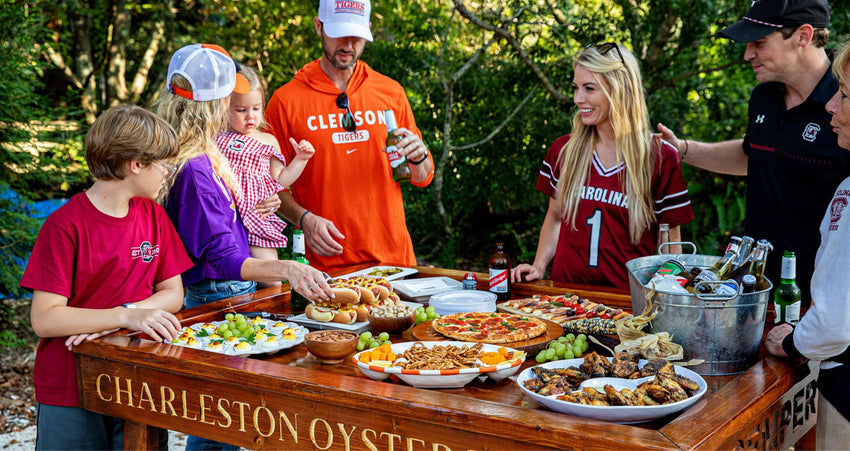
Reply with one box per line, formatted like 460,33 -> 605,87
512,43 -> 693,289
153,44 -> 333,309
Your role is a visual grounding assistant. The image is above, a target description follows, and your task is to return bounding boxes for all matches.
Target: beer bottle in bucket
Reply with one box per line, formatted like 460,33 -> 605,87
728,238 -> 773,287
742,274 -> 757,294
657,223 -> 671,254
384,110 -> 411,182
289,229 -> 310,313
693,247 -> 739,294
732,236 -> 755,271
774,251 -> 802,325
488,242 -> 511,301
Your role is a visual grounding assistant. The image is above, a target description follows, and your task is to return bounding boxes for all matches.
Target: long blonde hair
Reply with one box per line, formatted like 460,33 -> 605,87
554,44 -> 655,244
153,73 -> 240,203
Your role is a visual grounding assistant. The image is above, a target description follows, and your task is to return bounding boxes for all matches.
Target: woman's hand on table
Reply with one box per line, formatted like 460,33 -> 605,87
765,323 -> 793,357
123,309 -> 182,344
512,263 -> 543,283
65,329 -> 120,351
256,194 -> 282,218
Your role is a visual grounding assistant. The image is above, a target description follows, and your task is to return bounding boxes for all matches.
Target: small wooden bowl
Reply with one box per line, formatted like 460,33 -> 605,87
368,311 -> 416,334
304,330 -> 359,364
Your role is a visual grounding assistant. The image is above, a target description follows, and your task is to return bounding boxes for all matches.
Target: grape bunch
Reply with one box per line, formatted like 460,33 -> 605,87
534,333 -> 589,363
356,331 -> 391,351
414,305 -> 439,325
212,313 -> 262,339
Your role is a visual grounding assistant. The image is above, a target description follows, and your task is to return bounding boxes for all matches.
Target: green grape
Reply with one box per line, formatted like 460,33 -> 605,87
564,349 -> 575,360
580,340 -> 589,352
225,313 -> 235,321
425,305 -> 436,314
415,311 -> 428,324
564,333 -> 576,343
535,350 -> 547,363
557,336 -> 567,343
572,343 -> 583,358
217,324 -> 228,334
361,331 -> 373,341
544,348 -> 557,361
171,338 -> 180,343
356,341 -> 366,351
378,332 -> 390,342
548,341 -> 559,349
554,343 -> 567,358
576,333 -> 587,342
415,306 -> 425,313
368,340 -> 380,349
426,311 -> 439,320
221,330 -> 233,339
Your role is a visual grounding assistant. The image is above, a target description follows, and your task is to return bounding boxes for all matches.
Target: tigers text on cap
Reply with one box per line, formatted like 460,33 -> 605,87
718,0 -> 831,43
318,0 -> 373,42
166,44 -> 250,101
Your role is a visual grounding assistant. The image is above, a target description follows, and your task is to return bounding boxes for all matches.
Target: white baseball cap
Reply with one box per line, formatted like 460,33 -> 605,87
166,44 -> 250,101
318,0 -> 373,42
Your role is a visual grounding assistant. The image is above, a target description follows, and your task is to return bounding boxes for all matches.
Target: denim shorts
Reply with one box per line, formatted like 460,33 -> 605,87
184,279 -> 257,310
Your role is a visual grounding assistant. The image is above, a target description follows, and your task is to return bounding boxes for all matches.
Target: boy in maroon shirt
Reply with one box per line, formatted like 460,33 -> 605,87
20,105 -> 193,450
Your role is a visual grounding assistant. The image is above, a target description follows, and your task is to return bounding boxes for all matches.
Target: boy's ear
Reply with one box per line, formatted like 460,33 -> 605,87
127,159 -> 143,175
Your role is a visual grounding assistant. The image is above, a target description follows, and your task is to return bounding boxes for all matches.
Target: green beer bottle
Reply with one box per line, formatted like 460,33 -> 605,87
773,251 -> 802,325
289,229 -> 310,313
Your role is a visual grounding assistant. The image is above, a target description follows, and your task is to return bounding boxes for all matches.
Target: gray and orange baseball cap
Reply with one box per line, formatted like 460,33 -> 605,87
167,44 -> 250,101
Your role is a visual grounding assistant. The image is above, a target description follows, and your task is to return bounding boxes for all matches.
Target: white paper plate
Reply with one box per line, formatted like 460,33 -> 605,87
168,320 -> 308,356
336,266 -> 418,281
353,341 -> 525,388
516,358 -> 707,423
429,290 -> 497,315
392,277 -> 464,303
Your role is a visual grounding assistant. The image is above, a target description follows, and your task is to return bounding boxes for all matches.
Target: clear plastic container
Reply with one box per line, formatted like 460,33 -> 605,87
429,290 -> 497,316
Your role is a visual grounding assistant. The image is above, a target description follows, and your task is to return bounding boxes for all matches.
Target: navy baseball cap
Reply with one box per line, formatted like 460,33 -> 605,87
718,0 -> 831,43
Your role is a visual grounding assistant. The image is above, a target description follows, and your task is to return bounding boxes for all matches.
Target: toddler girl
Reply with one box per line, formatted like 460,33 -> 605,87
216,65 -> 315,286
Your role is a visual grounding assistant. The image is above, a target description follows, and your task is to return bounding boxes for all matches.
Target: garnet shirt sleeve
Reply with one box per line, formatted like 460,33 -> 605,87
535,135 -> 571,198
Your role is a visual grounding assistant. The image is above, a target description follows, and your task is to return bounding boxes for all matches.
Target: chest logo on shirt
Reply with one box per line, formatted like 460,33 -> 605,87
131,241 -> 160,263
803,123 -> 820,142
227,138 -> 247,153
755,114 -> 765,124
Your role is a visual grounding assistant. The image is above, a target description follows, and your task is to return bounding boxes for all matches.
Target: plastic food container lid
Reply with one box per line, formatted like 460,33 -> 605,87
429,290 -> 497,315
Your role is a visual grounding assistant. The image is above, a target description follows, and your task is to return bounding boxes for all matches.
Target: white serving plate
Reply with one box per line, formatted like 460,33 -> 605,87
392,277 -> 464,303
516,358 -> 707,424
336,266 -> 418,281
169,320 -> 308,356
352,341 -> 525,388
290,301 -> 419,332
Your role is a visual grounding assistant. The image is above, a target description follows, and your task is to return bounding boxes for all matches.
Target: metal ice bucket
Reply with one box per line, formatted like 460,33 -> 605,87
626,248 -> 772,376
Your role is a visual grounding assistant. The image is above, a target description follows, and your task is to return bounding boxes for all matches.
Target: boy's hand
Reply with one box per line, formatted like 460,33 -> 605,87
65,329 -> 120,350
289,137 -> 316,161
125,309 -> 182,343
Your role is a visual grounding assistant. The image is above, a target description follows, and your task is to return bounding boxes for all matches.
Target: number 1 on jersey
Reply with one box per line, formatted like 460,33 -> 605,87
585,209 -> 601,268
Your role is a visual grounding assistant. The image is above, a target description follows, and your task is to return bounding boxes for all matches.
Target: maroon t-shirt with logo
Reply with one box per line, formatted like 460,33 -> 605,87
20,193 -> 192,406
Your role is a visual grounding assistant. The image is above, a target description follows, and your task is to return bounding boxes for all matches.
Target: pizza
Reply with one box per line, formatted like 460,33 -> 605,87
431,312 -> 548,344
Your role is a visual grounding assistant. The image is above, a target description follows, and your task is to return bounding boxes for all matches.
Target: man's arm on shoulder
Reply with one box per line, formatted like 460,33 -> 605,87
683,139 -> 747,176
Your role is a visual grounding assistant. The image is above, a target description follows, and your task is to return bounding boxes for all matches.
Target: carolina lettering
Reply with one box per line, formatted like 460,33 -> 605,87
581,186 -> 628,208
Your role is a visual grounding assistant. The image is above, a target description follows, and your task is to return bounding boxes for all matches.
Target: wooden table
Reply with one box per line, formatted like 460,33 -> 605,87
74,265 -> 817,450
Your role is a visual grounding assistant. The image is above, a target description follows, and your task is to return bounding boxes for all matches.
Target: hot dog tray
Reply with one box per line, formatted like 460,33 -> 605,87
289,301 -> 419,333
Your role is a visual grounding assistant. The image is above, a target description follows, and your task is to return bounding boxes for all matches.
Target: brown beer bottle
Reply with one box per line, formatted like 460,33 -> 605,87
384,110 -> 411,182
488,242 -> 511,301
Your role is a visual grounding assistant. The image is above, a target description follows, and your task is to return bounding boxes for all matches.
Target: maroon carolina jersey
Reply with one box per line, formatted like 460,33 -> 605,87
536,135 -> 693,288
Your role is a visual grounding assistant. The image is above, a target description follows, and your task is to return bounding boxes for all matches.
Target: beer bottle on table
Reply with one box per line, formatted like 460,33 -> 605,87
488,242 -> 511,301
657,223 -> 671,254
774,251 -> 802,325
384,110 -> 411,182
289,229 -> 311,313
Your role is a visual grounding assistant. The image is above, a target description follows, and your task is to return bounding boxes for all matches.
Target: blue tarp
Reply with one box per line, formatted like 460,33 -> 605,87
1,187 -> 69,299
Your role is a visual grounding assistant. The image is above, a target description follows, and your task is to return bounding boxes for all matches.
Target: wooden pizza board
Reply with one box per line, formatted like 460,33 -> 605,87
410,318 -> 563,355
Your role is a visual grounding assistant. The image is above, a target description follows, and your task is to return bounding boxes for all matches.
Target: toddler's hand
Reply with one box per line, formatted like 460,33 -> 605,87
289,138 -> 316,161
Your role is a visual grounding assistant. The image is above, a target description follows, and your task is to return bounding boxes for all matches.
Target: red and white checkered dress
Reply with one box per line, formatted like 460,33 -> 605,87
216,130 -> 288,248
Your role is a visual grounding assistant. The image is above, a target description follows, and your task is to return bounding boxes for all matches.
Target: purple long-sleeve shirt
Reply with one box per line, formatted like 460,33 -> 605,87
165,155 -> 250,286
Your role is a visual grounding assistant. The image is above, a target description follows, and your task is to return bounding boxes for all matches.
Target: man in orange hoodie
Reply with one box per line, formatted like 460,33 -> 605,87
265,0 -> 434,273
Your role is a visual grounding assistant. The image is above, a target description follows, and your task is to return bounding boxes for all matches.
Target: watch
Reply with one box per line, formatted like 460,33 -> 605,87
122,303 -> 137,309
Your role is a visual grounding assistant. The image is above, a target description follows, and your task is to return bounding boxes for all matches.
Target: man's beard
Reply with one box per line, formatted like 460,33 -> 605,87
324,47 -> 359,70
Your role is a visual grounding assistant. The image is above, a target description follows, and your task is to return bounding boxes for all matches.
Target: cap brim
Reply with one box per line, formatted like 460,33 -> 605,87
717,20 -> 776,42
323,23 -> 373,42
233,73 -> 250,95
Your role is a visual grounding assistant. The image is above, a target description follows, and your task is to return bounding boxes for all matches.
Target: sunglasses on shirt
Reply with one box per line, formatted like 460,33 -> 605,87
586,42 -> 626,65
335,92 -> 357,132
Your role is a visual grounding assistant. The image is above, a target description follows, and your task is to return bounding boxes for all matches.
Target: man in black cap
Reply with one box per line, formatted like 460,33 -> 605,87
659,0 -> 850,309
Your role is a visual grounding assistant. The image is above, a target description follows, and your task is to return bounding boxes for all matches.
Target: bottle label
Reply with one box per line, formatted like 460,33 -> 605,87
489,268 -> 508,293
713,282 -> 737,296
775,301 -> 802,325
387,147 -> 404,168
292,232 -> 306,254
